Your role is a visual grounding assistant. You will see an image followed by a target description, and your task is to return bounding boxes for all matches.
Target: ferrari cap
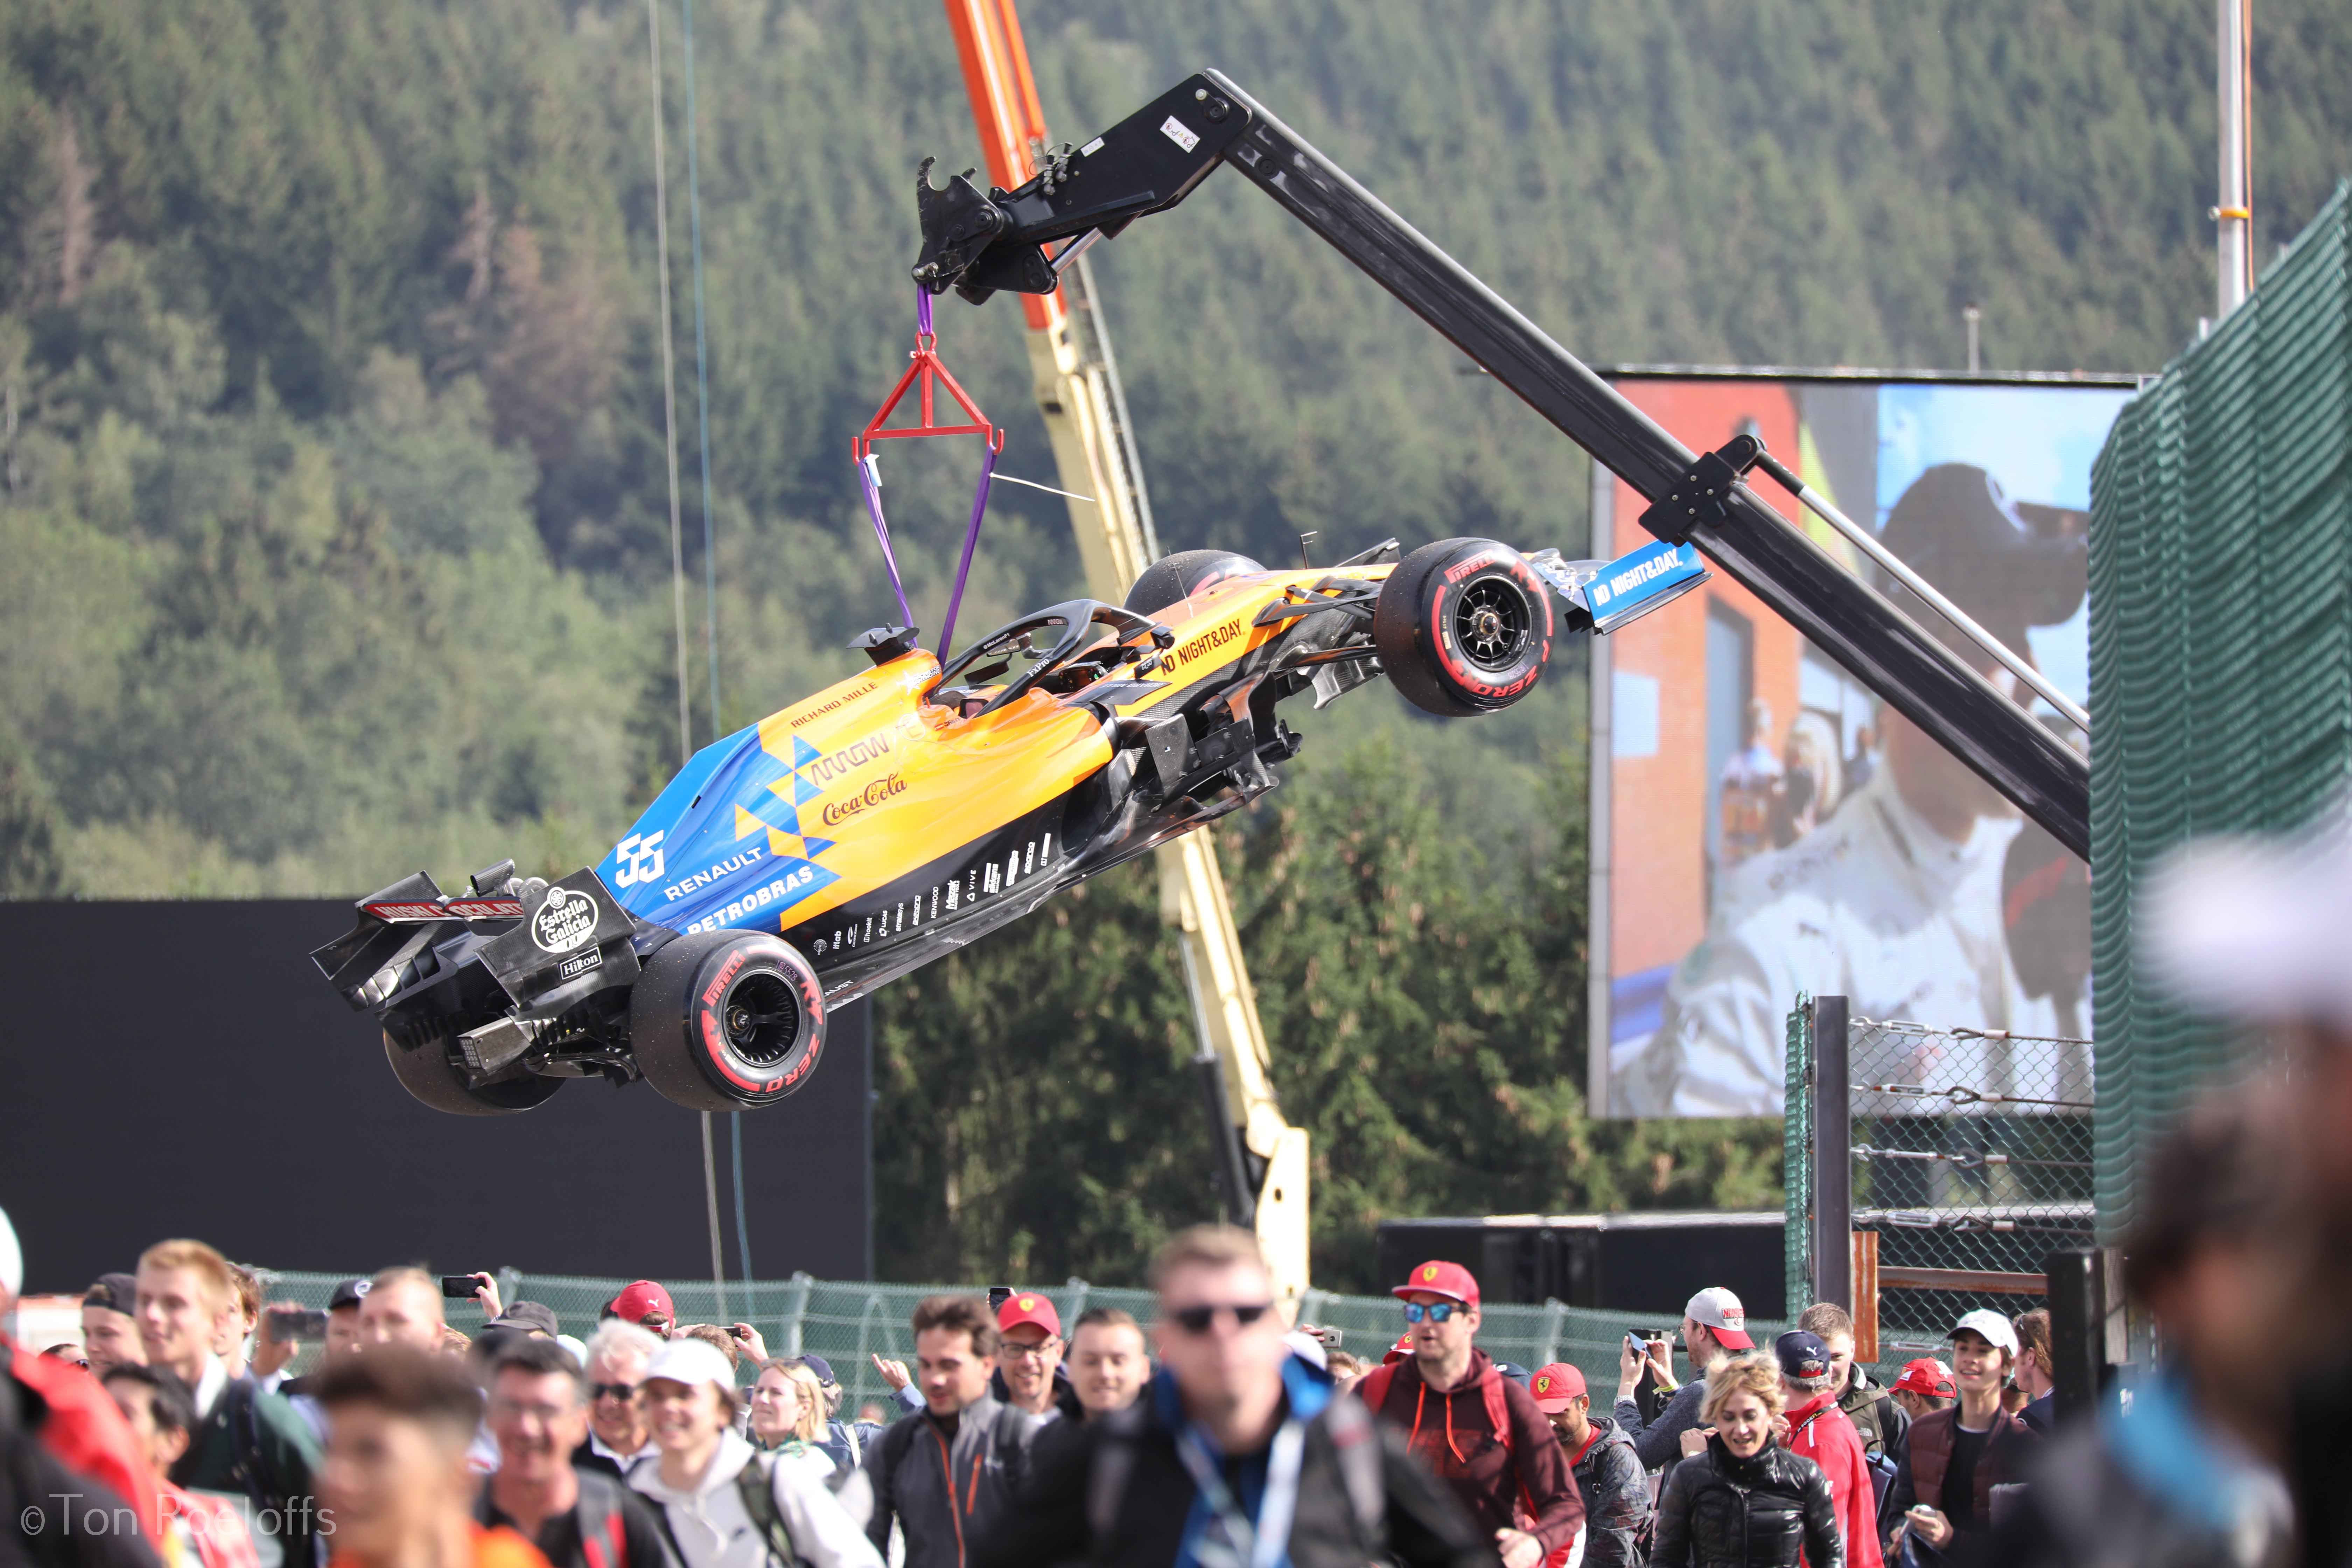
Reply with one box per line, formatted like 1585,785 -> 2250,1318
1774,1330 -> 1830,1380
1948,1308 -> 2021,1356
997,1292 -> 1062,1338
1895,1358 -> 1958,1399
608,1280 -> 676,1328
1528,1363 -> 1588,1412
82,1273 -> 139,1315
643,1337 -> 735,1396
327,1277 -> 372,1313
1383,1334 -> 1414,1365
1391,1260 -> 1480,1307
1685,1287 -> 1753,1350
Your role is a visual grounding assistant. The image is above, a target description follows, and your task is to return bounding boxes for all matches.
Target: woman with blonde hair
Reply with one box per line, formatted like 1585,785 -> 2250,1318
1652,1352 -> 1842,1568
745,1359 -> 834,1477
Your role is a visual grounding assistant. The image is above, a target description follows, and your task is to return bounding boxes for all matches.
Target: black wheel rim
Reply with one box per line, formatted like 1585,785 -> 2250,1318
720,973 -> 801,1066
1453,576 -> 1533,670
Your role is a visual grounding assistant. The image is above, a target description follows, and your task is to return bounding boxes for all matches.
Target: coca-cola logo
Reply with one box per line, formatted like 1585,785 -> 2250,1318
531,886 -> 599,954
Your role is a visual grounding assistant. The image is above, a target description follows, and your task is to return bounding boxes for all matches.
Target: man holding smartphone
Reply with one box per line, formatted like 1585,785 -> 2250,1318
1613,1287 -> 1753,1470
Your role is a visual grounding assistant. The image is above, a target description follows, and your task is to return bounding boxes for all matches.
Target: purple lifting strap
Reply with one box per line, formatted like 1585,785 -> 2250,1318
856,455 -> 914,628
916,287 -> 935,341
936,440 -> 998,659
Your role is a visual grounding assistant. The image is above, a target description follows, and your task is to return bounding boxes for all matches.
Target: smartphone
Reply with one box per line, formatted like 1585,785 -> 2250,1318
440,1274 -> 483,1300
987,1285 -> 1013,1314
264,1307 -> 328,1343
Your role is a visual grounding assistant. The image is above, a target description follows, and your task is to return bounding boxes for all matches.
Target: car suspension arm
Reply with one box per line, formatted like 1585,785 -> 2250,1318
911,72 -> 2089,858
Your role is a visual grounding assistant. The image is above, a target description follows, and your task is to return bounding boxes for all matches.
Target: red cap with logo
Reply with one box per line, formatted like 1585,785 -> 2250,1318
1895,1358 -> 1957,1398
609,1280 -> 675,1327
1527,1363 -> 1588,1412
996,1291 -> 1062,1338
1391,1259 -> 1480,1308
1383,1333 -> 1414,1365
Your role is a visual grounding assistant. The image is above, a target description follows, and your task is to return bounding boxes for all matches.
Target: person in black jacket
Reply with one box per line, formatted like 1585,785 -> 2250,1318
1653,1352 -> 1842,1568
974,1225 -> 1487,1568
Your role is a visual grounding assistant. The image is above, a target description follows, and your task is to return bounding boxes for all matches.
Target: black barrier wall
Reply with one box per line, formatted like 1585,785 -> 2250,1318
0,901 -> 871,1292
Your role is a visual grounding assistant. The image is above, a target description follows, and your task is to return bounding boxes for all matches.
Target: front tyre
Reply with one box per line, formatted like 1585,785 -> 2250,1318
1372,538 -> 1554,717
629,930 -> 827,1111
382,1029 -> 564,1116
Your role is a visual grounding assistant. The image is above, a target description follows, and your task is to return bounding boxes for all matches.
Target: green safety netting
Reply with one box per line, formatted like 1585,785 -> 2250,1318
2090,179 -> 2352,1238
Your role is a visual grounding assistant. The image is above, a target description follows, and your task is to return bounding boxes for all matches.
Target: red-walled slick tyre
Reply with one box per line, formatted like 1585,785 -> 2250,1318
1372,538 -> 1554,717
630,930 -> 827,1111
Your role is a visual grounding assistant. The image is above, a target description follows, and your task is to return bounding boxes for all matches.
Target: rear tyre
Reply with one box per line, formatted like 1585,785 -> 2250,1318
629,930 -> 827,1111
382,1029 -> 564,1116
1372,538 -> 1554,718
1124,550 -> 1266,616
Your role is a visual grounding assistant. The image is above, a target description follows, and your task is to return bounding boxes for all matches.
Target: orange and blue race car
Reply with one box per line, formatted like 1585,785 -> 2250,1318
313,533 -> 1706,1115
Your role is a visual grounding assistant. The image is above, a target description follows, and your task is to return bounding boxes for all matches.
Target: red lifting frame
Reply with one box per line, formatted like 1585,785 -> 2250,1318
852,293 -> 1005,654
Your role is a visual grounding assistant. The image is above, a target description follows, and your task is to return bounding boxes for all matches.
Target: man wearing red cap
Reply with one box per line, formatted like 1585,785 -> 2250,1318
1354,1261 -> 1583,1568
991,1292 -> 1081,1422
1529,1363 -> 1648,1568
603,1281 -> 675,1339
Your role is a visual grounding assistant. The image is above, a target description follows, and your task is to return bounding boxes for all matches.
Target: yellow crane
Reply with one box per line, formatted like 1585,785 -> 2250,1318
942,0 -> 1310,1312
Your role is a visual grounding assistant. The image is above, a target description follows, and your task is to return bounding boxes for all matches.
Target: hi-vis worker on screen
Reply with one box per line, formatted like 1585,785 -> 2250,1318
1620,465 -> 2092,1117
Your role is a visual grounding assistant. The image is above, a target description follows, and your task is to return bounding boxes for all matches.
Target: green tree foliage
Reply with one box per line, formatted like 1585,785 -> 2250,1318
1,0 -> 2346,1277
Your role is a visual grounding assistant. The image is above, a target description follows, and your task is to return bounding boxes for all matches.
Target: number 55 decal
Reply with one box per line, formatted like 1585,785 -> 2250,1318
613,831 -> 667,888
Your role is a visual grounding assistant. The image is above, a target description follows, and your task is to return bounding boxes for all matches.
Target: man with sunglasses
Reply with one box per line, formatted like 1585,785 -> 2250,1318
572,1322 -> 662,1482
975,1225 -> 1487,1568
1353,1262 -> 1583,1568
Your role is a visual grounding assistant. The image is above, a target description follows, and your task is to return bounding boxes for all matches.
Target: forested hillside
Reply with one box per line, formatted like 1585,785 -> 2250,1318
2,0 -> 2343,1285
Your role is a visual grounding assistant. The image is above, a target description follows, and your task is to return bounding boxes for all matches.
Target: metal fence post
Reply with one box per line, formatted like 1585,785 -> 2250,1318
782,1270 -> 814,1356
1785,995 -> 1815,1312
1812,995 -> 1852,1309
2047,1247 -> 2105,1422
1538,1299 -> 1567,1369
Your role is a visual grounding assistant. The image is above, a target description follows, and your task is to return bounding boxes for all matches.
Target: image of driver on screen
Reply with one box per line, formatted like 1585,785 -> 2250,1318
1617,464 -> 2087,1117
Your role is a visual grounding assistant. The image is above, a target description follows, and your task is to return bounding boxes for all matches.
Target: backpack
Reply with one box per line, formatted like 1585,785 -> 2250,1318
644,1454 -> 803,1568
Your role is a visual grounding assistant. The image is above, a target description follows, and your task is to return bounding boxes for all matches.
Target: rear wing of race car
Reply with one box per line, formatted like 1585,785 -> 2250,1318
312,861 -> 642,1018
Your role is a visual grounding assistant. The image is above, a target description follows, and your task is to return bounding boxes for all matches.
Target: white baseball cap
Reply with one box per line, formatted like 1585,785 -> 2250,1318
1947,1309 -> 2020,1356
1684,1287 -> 1753,1349
643,1336 -> 736,1394
2144,796 -> 2352,1029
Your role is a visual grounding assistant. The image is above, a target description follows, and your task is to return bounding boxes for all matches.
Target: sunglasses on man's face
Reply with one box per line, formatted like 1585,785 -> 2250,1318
588,1382 -> 640,1402
1402,1301 -> 1461,1324
1165,1302 -> 1274,1336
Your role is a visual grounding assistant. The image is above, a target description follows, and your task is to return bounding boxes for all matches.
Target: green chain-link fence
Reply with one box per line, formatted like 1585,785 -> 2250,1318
237,1270 -> 1878,1408
1787,1000 -> 2095,1363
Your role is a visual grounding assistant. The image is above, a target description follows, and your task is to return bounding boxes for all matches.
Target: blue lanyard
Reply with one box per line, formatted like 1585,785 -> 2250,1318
1172,1414 -> 1308,1568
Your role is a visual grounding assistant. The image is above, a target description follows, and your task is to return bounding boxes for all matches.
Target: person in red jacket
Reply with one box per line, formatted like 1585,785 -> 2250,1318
0,1204 -> 166,1542
1356,1261 -> 1584,1568
1776,1331 -> 1880,1568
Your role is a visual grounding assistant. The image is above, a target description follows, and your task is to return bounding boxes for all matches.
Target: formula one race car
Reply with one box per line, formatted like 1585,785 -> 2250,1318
314,534 -> 1706,1114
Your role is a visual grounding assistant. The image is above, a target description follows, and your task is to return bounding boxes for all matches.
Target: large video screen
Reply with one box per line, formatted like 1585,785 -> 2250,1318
1593,374 -> 2130,1118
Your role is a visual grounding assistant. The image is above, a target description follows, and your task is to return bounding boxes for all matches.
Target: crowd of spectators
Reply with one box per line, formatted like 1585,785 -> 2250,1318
0,1050 -> 2322,1568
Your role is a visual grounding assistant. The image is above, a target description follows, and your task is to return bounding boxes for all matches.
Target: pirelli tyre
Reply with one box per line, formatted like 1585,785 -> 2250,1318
382,1028 -> 564,1116
1372,538 -> 1555,718
1124,550 -> 1267,616
629,930 -> 827,1111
